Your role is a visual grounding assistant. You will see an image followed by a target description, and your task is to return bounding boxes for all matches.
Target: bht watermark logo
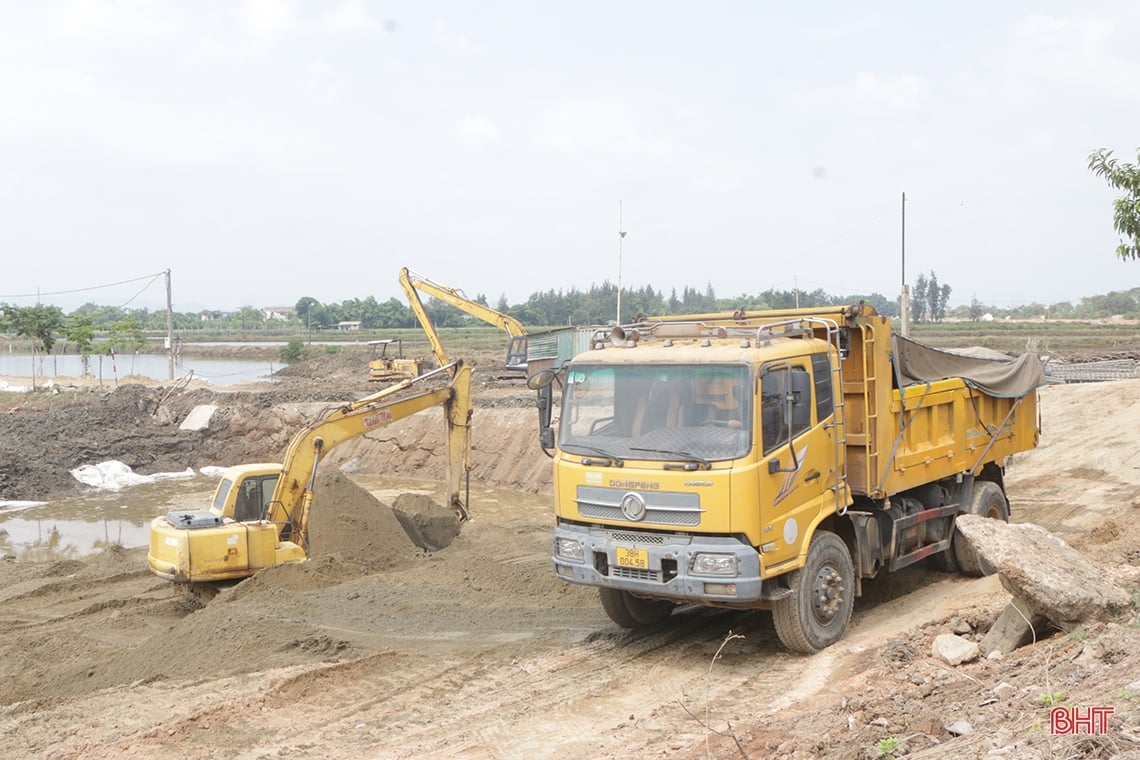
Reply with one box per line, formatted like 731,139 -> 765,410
1050,706 -> 1114,735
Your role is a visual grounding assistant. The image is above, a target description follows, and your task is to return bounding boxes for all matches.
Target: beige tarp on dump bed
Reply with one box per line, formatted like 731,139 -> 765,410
892,336 -> 1047,398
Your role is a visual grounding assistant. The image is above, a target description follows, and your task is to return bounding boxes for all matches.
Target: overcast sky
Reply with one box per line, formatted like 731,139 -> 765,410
1,1 -> 1138,314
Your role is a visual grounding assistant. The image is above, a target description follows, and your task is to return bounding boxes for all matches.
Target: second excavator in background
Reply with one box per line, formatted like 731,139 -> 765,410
399,267 -> 529,372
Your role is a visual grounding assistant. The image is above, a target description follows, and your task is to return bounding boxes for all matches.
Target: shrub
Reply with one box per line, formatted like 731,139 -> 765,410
280,338 -> 304,363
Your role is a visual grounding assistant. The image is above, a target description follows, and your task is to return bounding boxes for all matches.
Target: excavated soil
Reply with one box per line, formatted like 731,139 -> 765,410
1,347 -> 1139,759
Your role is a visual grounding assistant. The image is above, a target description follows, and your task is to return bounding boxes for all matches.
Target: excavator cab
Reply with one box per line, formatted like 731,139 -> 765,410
231,474 -> 280,522
506,335 -> 529,372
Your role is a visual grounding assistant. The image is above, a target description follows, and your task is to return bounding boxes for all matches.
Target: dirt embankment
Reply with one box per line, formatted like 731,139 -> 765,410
0,352 -> 1139,759
0,346 -> 546,502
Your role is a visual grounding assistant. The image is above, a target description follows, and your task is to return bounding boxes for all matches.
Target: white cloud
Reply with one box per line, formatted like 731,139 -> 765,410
1013,13 -> 1071,38
1006,11 -> 1140,98
531,98 -> 738,193
44,0 -> 186,40
301,61 -> 343,105
454,116 -> 499,146
851,71 -> 929,112
808,17 -> 881,42
433,22 -> 485,55
187,37 -> 233,64
239,0 -> 295,45
322,0 -> 379,33
0,62 -> 99,131
532,98 -> 680,161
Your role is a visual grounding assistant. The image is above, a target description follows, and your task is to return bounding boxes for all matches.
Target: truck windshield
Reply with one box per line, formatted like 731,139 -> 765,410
559,364 -> 752,463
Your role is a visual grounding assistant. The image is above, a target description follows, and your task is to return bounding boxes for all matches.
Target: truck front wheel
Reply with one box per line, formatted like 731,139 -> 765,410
953,480 -> 1008,577
599,588 -> 675,628
773,531 -> 855,653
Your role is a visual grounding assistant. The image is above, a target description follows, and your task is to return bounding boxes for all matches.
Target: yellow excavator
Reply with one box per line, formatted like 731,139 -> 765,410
147,360 -> 472,589
399,267 -> 529,371
367,338 -> 426,382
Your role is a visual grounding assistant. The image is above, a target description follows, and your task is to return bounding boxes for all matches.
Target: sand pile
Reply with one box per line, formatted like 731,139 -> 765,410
306,469 -> 424,569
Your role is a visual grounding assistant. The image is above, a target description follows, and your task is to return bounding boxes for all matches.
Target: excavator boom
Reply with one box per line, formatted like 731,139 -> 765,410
399,267 -> 528,371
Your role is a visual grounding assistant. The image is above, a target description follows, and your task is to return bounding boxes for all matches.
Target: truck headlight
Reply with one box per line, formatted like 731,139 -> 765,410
692,553 -> 738,576
555,537 -> 585,562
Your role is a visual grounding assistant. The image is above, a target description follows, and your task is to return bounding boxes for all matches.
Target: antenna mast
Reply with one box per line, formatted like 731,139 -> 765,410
617,201 -> 627,325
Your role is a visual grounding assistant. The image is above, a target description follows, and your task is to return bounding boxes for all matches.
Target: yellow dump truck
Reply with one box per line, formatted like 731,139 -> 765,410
529,304 -> 1043,652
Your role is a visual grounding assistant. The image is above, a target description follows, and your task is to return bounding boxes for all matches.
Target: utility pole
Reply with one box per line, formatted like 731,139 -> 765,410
165,269 -> 174,380
616,201 -> 627,325
900,192 -> 910,337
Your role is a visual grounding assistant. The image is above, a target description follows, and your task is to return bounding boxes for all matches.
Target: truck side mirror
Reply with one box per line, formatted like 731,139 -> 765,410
527,370 -> 556,452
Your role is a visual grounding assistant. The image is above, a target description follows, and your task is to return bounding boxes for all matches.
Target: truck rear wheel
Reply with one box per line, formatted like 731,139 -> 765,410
599,588 -> 675,628
772,531 -> 855,653
953,480 -> 1008,577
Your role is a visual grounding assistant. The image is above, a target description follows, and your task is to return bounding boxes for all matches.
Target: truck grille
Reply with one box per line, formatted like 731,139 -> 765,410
612,566 -> 661,582
576,486 -> 702,527
607,531 -> 667,545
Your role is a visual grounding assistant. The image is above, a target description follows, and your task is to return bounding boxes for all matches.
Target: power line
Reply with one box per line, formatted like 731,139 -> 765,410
0,271 -> 168,299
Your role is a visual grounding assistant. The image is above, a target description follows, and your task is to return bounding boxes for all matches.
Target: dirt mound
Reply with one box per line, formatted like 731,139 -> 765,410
0,352 -> 549,502
307,469 -> 423,569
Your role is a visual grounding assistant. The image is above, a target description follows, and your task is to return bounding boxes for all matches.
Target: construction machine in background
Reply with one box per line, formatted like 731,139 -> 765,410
529,304 -> 1044,653
367,338 -> 426,382
399,267 -> 529,371
148,361 -> 473,591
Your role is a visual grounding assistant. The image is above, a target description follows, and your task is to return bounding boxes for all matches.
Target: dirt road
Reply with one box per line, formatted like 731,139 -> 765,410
1,352 -> 1139,759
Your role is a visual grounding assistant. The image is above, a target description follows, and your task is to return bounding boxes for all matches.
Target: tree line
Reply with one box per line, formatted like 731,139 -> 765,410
6,279 -> 1140,363
289,283 -> 903,331
0,303 -> 146,374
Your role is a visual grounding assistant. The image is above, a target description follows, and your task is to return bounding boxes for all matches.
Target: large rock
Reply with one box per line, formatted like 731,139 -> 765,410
179,404 -> 218,431
955,515 -> 1130,628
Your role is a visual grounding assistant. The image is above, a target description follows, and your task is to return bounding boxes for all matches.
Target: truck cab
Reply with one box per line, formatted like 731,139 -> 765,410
551,333 -> 843,617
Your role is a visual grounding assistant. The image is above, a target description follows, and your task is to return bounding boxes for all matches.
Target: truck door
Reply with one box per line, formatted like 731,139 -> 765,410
757,358 -> 836,569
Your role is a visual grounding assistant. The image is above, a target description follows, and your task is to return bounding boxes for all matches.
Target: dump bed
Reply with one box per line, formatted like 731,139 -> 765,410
840,315 -> 1042,499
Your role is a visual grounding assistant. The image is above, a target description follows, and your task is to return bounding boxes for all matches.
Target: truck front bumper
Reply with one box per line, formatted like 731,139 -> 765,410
551,522 -> 783,606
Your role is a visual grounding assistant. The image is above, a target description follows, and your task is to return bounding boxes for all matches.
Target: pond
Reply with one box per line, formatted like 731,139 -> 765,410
0,352 -> 280,386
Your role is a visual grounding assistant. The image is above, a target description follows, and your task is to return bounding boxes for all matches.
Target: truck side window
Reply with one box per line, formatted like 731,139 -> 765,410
811,353 -> 834,422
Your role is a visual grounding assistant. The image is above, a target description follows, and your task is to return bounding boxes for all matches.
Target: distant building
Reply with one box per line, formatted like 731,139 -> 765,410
199,310 -> 224,322
335,320 -> 363,331
262,306 -> 296,322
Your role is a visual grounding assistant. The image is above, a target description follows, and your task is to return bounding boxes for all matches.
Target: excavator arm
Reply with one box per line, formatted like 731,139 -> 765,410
399,267 -> 528,370
400,268 -> 453,371
273,360 -> 473,551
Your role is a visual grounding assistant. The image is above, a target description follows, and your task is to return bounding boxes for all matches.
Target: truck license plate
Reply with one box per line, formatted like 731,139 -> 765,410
615,547 -> 649,569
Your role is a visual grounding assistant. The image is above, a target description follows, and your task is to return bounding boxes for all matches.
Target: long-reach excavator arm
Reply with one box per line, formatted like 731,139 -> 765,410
147,361 -> 473,586
399,267 -> 528,371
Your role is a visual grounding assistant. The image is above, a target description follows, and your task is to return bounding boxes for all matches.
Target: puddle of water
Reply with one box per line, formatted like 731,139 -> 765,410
0,478 -> 216,561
